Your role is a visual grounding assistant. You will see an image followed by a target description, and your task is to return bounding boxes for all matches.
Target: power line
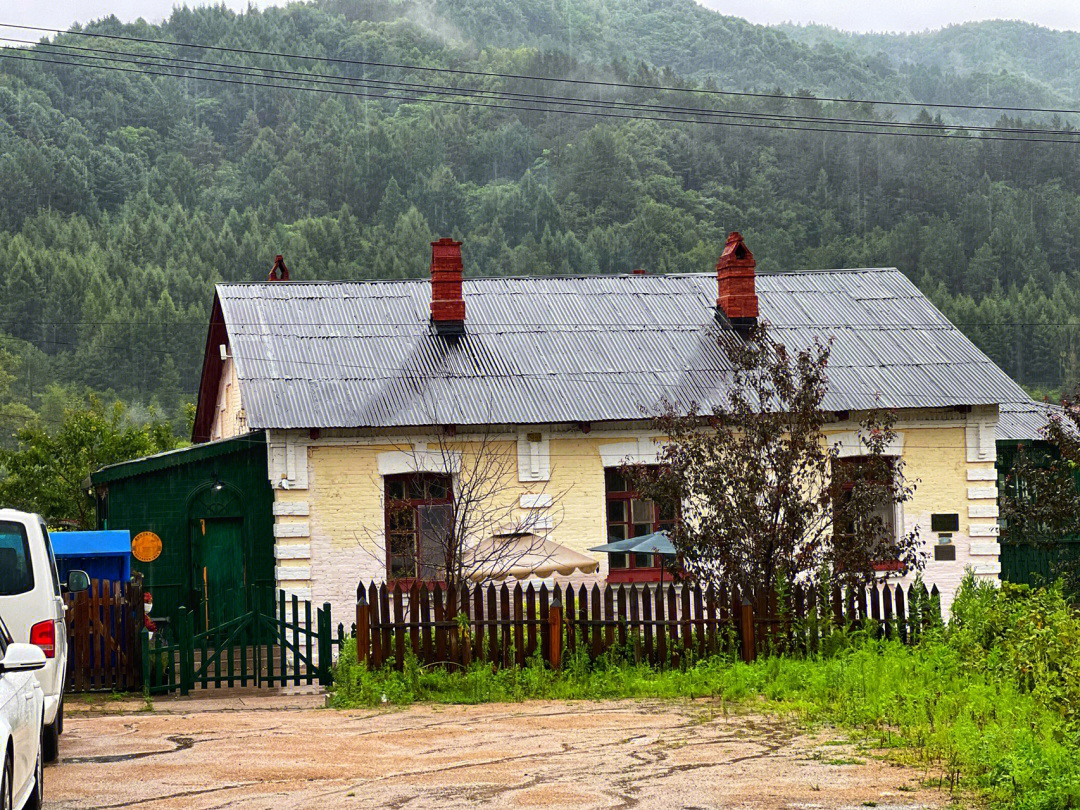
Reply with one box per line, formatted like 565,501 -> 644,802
5,36 -> 1080,140
6,21 -> 1080,118
6,48 -> 1080,145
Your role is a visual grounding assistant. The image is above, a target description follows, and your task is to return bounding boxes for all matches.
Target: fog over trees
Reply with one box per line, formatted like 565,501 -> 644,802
0,0 -> 1078,440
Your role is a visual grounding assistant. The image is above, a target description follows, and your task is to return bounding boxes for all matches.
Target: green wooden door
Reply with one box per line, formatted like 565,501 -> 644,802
193,518 -> 246,630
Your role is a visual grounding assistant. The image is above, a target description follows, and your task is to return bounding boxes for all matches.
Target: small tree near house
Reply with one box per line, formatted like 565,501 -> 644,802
357,421 -> 570,592
628,323 -> 923,597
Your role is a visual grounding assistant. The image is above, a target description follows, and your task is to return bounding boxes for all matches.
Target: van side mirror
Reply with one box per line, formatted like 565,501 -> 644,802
0,642 -> 47,674
66,570 -> 90,594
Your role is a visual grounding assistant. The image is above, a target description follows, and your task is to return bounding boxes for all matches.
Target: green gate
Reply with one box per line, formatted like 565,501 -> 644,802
142,590 -> 333,695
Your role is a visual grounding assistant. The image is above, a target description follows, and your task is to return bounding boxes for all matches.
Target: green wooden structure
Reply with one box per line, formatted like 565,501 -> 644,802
997,438 -> 1080,593
91,432 -> 275,631
142,588 -> 333,695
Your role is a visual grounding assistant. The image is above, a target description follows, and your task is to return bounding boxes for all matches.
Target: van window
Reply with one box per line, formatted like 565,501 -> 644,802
40,521 -> 62,596
0,521 -> 35,595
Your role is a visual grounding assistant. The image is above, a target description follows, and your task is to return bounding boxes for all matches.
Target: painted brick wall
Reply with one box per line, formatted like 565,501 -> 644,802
271,420 -> 994,623
209,356 -> 244,441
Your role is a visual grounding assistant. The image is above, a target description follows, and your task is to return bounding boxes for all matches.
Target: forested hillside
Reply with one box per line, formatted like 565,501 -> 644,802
0,0 -> 1078,443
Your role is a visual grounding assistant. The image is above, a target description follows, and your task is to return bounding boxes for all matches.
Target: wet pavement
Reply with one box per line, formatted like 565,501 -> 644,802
47,694 -> 948,809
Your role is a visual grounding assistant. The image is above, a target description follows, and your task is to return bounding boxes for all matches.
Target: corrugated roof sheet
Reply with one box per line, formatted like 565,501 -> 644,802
997,401 -> 1066,442
215,269 -> 1030,430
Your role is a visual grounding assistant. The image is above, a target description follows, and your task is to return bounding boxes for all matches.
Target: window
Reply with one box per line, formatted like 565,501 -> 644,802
385,473 -> 453,583
832,457 -> 900,572
604,468 -> 678,583
0,520 -> 34,596
40,521 -> 61,596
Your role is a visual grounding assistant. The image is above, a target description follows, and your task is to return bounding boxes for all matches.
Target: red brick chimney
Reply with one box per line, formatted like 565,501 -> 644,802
716,232 -> 758,336
430,237 -> 465,337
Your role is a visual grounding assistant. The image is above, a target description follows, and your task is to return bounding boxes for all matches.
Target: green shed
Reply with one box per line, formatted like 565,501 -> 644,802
91,431 -> 274,631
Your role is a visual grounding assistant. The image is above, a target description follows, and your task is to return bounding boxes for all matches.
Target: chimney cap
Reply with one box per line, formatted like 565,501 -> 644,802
719,232 -> 754,266
268,254 -> 290,282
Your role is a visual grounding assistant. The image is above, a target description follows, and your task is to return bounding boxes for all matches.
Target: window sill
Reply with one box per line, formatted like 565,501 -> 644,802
871,561 -> 906,574
606,568 -> 677,584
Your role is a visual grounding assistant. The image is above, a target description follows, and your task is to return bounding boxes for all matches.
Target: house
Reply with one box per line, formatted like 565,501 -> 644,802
95,233 -> 1031,625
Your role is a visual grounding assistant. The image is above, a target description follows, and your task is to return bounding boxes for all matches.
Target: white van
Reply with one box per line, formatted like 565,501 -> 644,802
0,510 -> 87,763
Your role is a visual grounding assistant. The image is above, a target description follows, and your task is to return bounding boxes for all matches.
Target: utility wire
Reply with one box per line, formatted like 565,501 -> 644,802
5,48 -> 1080,144
5,37 -> 1080,139
6,21 -> 1080,117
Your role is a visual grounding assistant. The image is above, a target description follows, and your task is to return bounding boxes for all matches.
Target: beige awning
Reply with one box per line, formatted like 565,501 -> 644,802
464,534 -> 599,582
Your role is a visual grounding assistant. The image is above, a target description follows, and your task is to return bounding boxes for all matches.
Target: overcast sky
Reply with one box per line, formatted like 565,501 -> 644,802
7,0 -> 1080,35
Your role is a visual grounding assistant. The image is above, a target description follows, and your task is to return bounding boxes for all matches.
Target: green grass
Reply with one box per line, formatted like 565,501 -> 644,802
330,577 -> 1080,810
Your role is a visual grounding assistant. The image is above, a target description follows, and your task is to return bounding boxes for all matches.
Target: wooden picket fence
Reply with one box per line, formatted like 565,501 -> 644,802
350,579 -> 941,672
63,578 -> 144,692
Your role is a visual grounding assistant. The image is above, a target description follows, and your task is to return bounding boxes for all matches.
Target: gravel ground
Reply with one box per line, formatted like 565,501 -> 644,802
46,693 -> 947,809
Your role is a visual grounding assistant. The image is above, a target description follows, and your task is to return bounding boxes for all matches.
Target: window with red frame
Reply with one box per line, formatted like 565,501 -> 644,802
832,456 -> 902,572
604,468 -> 678,583
385,473 -> 453,583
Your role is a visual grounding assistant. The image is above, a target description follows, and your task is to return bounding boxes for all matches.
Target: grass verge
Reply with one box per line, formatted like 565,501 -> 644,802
330,577 -> 1080,810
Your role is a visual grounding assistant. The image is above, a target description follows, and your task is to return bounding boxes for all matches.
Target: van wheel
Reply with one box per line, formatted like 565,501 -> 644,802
24,742 -> 43,810
2,754 -> 12,810
42,719 -> 59,764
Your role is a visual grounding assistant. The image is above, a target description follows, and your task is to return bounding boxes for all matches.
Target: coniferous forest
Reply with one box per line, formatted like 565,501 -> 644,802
2,0 -> 1080,441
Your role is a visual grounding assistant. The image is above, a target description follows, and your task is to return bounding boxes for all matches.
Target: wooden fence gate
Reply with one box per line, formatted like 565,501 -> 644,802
143,589 -> 333,695
63,579 -> 144,692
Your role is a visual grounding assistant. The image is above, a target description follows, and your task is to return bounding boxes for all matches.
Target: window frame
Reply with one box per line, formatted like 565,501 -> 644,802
0,520 -> 35,596
603,467 -> 679,584
383,472 -> 454,587
831,455 -> 903,574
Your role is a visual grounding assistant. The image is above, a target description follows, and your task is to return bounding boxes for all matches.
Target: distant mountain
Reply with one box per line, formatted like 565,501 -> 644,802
0,0 -> 1076,429
418,0 -> 1070,118
780,20 -> 1080,109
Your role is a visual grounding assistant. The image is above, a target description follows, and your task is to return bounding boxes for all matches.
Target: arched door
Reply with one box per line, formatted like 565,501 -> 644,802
188,482 -> 246,630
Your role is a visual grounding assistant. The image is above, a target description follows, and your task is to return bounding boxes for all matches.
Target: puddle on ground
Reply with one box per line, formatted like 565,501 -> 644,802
63,735 -> 195,764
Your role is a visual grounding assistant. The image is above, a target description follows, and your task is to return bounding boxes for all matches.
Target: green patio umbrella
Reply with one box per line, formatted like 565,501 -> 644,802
589,530 -> 676,556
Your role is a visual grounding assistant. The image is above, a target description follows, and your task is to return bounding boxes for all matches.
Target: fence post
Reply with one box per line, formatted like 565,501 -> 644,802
739,596 -> 756,663
318,602 -> 333,687
179,608 -> 194,697
355,588 -> 369,666
548,598 -> 563,670
141,627 -> 151,694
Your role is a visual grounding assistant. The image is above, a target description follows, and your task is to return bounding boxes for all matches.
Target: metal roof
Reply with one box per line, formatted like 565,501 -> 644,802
997,400 -> 1066,442
92,432 -> 267,485
214,269 -> 1030,430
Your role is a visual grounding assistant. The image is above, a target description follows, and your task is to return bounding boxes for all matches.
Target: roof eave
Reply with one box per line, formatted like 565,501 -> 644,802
192,291 -> 228,444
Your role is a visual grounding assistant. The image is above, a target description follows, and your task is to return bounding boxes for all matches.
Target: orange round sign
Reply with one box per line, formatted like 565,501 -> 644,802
131,531 -> 163,563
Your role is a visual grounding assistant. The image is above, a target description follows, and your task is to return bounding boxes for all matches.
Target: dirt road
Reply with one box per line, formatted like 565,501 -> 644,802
47,693 -> 945,809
